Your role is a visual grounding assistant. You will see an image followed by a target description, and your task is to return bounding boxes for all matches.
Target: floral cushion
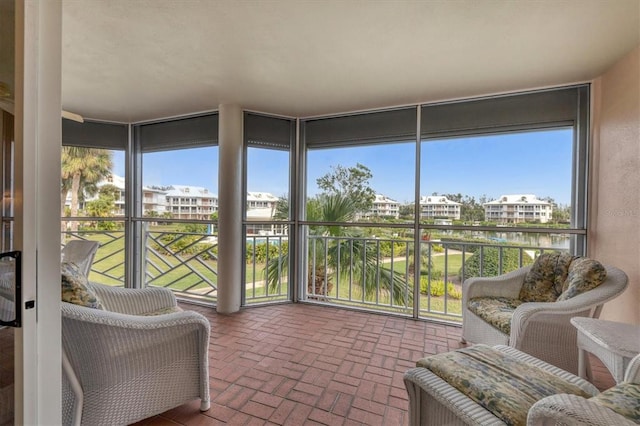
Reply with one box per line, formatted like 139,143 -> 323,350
519,252 -> 575,302
556,257 -> 607,301
467,297 -> 523,335
417,345 -> 593,426
140,306 -> 182,316
61,262 -> 104,309
589,383 -> 640,423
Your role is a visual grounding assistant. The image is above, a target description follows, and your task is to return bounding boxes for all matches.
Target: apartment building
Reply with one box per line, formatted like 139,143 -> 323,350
165,185 -> 218,220
419,196 -> 462,220
484,194 -> 553,224
365,194 -> 400,219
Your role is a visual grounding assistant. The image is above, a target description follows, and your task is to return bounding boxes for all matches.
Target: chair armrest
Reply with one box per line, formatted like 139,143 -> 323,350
89,283 -> 177,315
625,353 -> 640,383
509,298 -> 597,349
463,266 -> 530,301
510,284 -> 628,349
527,394 -> 637,426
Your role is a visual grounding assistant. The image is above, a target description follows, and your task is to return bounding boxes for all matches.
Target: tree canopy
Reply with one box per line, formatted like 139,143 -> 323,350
61,147 -> 113,231
316,163 -> 375,213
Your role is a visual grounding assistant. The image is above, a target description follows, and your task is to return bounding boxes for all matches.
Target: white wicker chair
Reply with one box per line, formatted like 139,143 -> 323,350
61,240 -> 100,277
61,283 -> 210,426
461,264 -> 628,374
527,352 -> 640,425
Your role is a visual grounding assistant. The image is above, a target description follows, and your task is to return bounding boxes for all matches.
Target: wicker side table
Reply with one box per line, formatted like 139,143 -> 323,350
571,317 -> 640,384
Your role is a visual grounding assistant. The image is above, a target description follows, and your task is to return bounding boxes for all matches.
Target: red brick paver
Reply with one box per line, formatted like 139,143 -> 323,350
129,303 -> 615,426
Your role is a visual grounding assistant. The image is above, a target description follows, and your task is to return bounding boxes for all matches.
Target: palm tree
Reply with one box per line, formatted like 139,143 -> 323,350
61,147 -> 113,232
265,192 -> 411,307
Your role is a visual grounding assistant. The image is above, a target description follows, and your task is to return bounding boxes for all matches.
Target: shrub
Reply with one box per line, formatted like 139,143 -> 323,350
431,244 -> 444,253
246,241 -> 288,264
459,246 -> 533,281
378,240 -> 410,257
420,277 -> 462,299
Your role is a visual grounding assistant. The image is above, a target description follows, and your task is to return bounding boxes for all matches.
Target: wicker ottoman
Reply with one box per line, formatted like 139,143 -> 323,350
403,345 -> 599,426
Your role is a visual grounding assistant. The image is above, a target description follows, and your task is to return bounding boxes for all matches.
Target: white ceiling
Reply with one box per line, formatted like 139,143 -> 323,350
61,0 -> 640,123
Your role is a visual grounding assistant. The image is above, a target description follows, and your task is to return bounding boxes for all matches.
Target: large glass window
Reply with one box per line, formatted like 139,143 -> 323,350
135,113 -> 219,301
243,113 -> 294,304
59,85 -> 590,321
298,86 -> 589,321
300,108 -> 417,313
61,119 -> 128,284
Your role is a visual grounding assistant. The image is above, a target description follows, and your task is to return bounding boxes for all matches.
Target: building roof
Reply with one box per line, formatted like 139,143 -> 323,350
483,194 -> 551,206
373,194 -> 398,204
420,196 -> 462,206
165,185 -> 216,198
247,192 -> 279,202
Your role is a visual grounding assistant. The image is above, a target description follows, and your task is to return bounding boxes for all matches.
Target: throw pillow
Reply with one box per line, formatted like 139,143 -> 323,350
61,262 -> 104,309
557,257 -> 607,301
519,252 -> 575,302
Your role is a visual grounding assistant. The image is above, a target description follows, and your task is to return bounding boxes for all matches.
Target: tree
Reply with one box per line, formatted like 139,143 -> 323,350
439,193 -> 485,222
316,163 -> 376,213
61,147 -> 113,232
265,192 -> 411,306
273,196 -> 289,221
398,203 -> 414,219
85,184 -> 120,230
552,204 -> 571,224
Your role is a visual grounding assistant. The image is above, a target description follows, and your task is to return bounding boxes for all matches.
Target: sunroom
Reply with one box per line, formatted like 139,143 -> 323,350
1,0 -> 639,424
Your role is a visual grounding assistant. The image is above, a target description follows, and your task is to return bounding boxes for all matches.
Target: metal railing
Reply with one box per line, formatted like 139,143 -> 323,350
144,227 -> 218,302
63,227 -> 566,322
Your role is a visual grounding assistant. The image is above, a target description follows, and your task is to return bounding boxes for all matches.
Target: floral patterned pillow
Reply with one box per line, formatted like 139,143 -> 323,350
557,257 -> 607,301
589,383 -> 640,423
519,252 -> 575,302
61,262 -> 103,309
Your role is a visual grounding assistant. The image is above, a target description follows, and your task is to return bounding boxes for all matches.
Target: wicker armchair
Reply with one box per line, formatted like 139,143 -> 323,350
62,283 -> 210,426
461,263 -> 628,374
61,240 -> 100,277
528,352 -> 640,425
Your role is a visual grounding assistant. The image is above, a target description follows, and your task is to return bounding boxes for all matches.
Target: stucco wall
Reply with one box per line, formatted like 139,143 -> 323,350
590,45 -> 640,324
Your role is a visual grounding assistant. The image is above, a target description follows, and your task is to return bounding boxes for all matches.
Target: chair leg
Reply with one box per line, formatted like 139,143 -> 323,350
200,399 -> 210,411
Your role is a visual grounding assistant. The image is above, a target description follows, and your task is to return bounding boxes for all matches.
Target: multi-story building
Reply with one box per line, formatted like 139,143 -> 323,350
419,196 -> 462,220
165,185 -> 218,220
483,194 -> 553,224
247,191 -> 279,210
246,192 -> 285,234
365,194 -> 399,219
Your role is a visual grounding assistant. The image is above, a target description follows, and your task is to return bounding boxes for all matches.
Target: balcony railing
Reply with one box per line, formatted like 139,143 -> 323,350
62,227 -> 566,322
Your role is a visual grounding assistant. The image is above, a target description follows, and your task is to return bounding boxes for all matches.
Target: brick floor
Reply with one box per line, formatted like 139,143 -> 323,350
130,303 -> 617,426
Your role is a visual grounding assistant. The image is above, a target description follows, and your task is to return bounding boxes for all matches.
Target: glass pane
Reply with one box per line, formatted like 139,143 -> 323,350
246,147 -> 289,223
420,129 -> 573,227
61,147 -> 125,285
142,146 -> 218,220
245,146 -> 290,304
141,146 -> 218,301
306,142 -> 416,223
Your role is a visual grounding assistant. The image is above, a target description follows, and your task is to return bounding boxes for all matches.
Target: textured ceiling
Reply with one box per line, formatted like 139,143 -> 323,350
61,0 -> 640,122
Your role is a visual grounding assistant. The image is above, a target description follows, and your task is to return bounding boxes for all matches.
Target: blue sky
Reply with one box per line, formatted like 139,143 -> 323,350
114,127 -> 573,205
